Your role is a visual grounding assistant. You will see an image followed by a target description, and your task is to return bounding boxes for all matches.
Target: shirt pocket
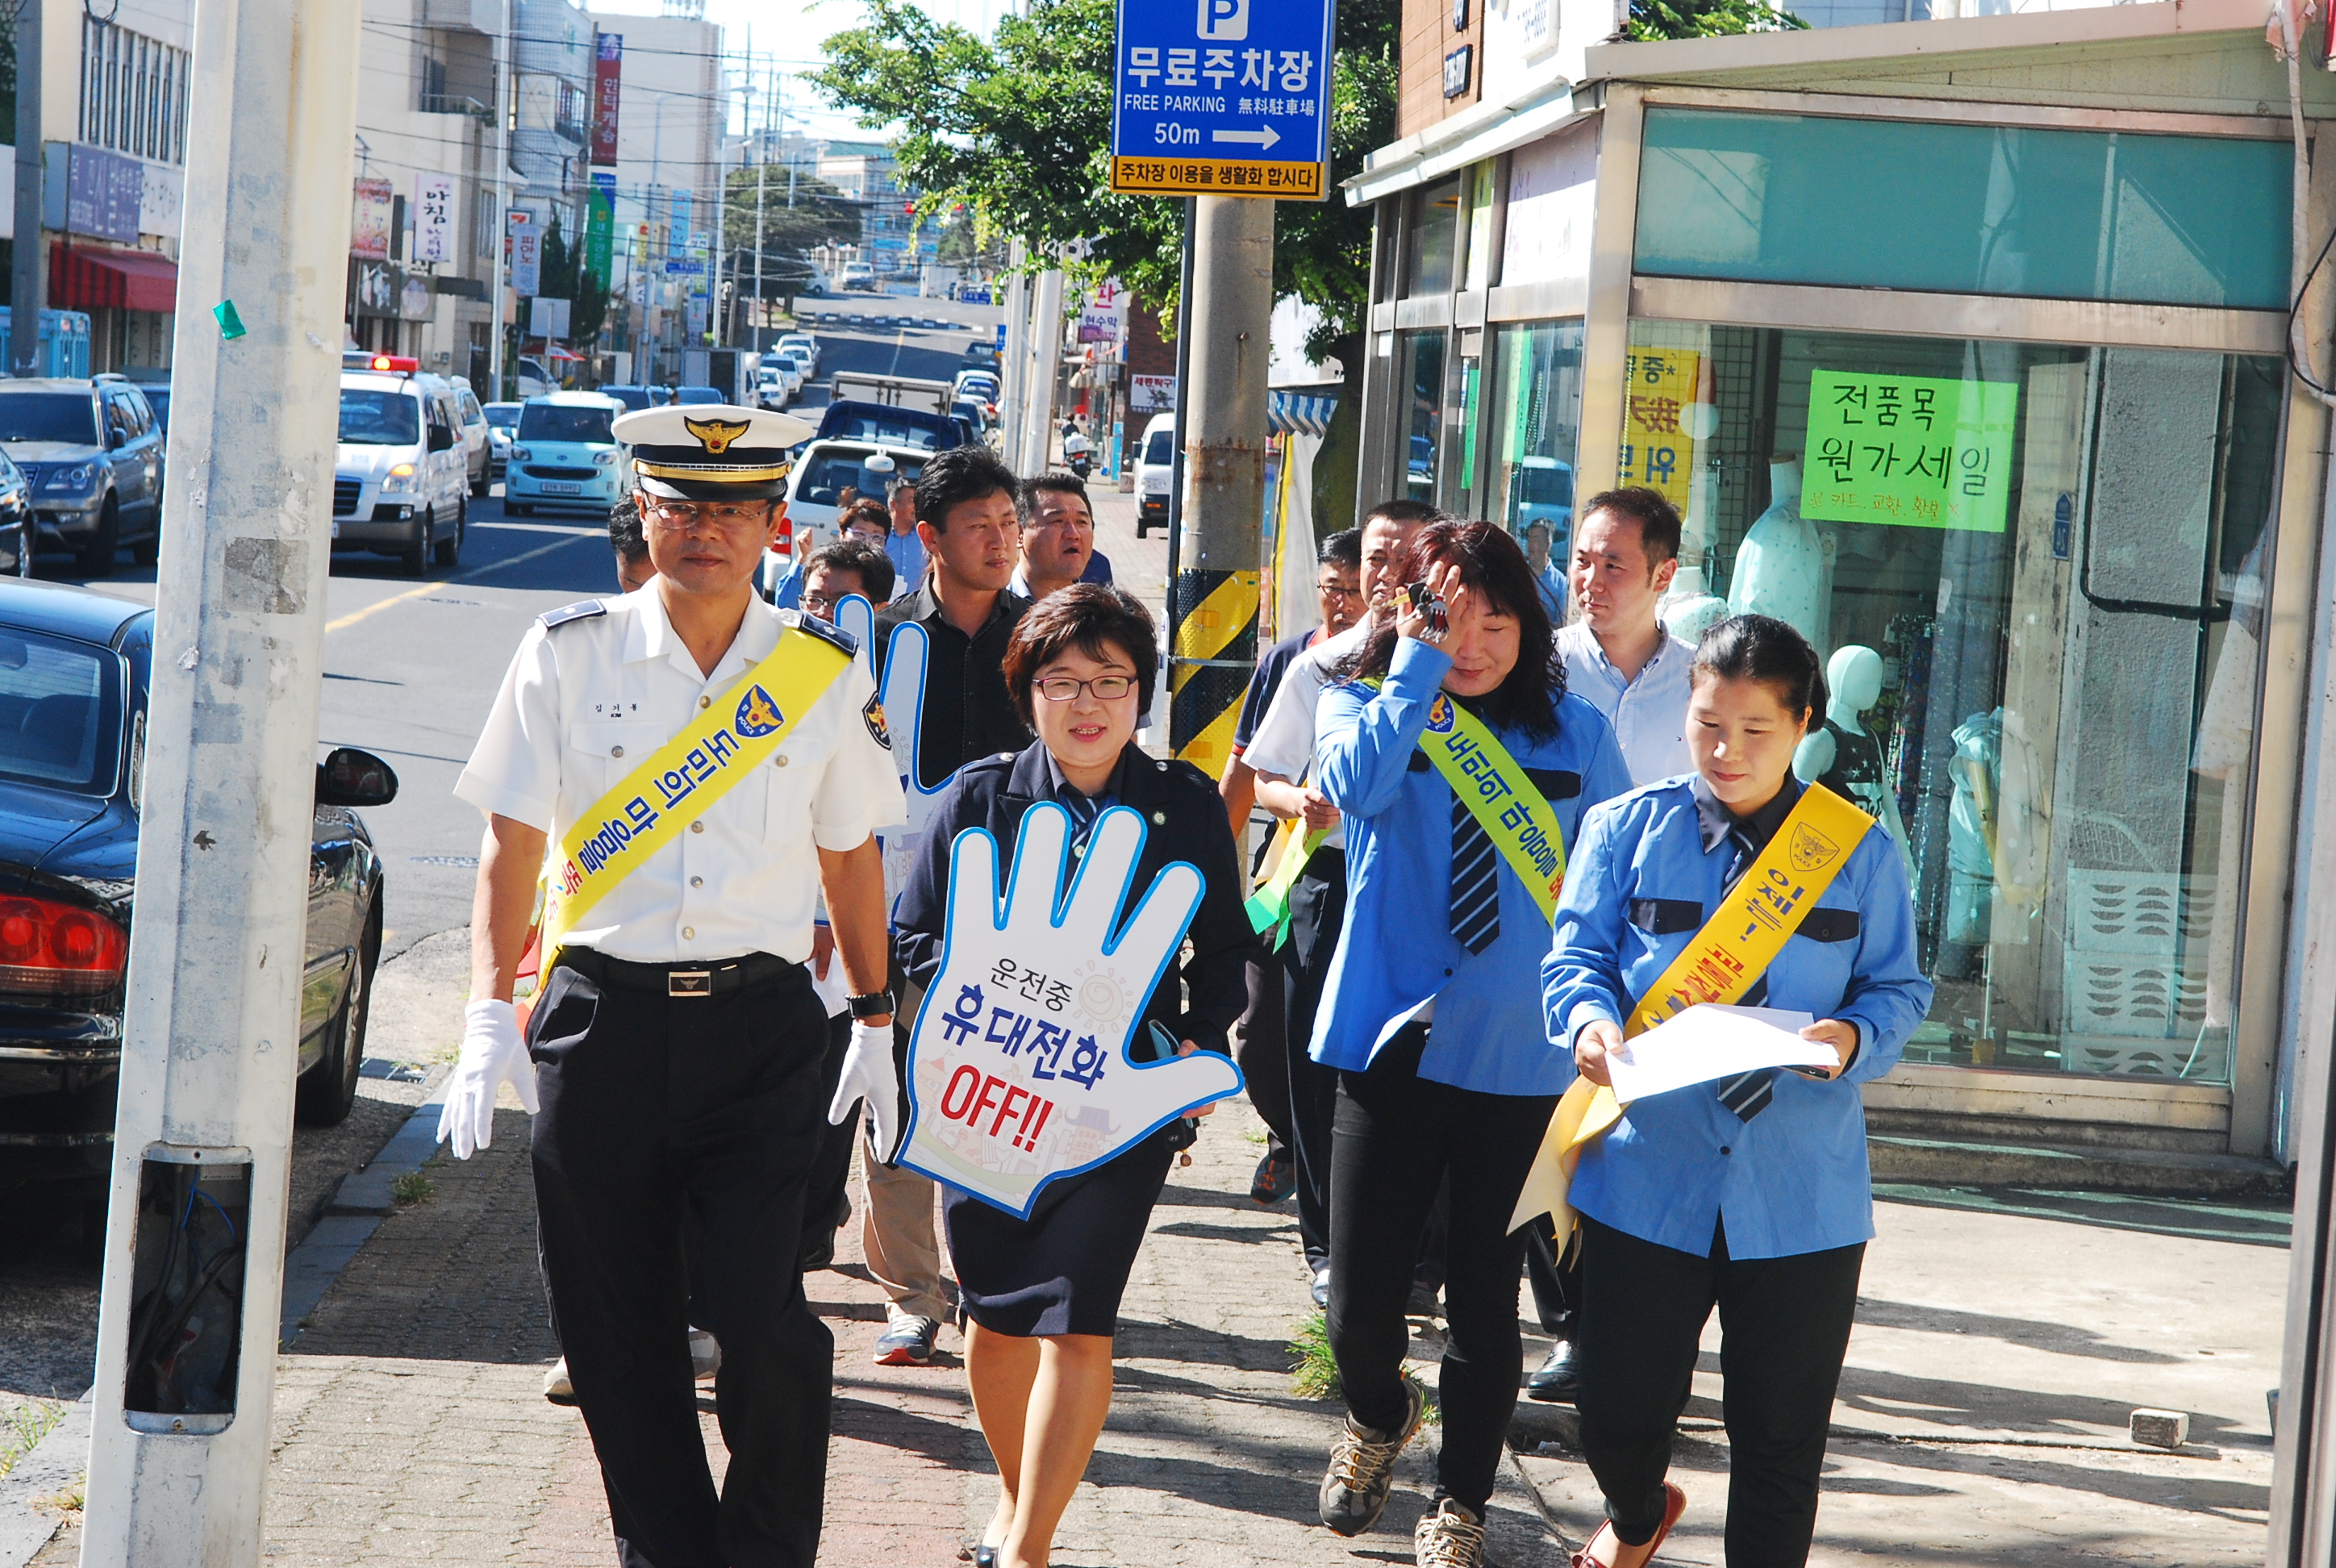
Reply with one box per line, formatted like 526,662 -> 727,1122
761,722 -> 835,846
565,720 -> 663,808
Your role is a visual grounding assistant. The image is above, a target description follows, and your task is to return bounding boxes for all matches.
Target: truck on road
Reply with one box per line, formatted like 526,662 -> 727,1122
828,371 -> 954,417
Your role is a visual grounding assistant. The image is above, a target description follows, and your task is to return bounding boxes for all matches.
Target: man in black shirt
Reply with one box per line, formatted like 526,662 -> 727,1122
874,446 -> 1033,788
860,444 -> 1029,1367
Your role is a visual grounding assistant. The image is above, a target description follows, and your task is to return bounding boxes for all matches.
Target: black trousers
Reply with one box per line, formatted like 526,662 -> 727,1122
1237,957 -> 1292,1155
1575,1216 -> 1864,1566
1325,1026 -> 1555,1513
530,956 -> 834,1568
798,1010 -> 857,1272
1280,851 -> 1347,1263
1524,1216 -> 1580,1336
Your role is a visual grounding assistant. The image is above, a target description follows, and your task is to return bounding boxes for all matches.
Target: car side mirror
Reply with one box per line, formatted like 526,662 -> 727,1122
316,746 -> 398,807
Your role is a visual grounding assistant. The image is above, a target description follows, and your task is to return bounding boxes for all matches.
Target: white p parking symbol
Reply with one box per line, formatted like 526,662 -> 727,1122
1197,0 -> 1249,40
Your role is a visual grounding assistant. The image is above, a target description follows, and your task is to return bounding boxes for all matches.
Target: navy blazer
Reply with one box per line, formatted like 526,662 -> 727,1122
894,741 -> 1256,1056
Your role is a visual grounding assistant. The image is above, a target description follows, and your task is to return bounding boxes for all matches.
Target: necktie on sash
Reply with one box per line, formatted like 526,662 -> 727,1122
1713,825 -> 1775,1121
1449,792 -> 1501,954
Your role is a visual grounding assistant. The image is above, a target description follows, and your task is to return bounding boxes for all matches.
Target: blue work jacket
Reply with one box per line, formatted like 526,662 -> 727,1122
1311,636 -> 1632,1097
1542,775 -> 1934,1259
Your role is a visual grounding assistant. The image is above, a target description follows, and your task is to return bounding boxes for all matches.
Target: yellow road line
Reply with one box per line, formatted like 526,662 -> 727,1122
323,534 -> 588,633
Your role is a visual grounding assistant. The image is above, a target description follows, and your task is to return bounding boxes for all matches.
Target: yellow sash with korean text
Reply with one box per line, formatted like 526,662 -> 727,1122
1507,782 -> 1875,1239
1417,692 -> 1566,924
538,625 -> 853,964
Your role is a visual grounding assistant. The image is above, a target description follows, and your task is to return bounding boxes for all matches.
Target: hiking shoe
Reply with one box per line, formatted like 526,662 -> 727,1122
1318,1379 -> 1425,1536
1251,1152 -> 1295,1204
1416,1496 -> 1487,1567
543,1357 -> 576,1406
874,1315 -> 940,1365
689,1328 -> 721,1383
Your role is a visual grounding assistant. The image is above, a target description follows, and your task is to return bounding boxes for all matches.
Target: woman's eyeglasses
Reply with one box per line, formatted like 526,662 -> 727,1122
1032,675 -> 1137,703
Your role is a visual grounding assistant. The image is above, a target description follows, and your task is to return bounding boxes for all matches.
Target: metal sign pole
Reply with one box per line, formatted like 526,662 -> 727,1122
80,0 -> 361,1558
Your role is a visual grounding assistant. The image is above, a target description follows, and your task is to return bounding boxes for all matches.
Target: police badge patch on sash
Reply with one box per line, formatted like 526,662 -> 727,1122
862,693 -> 891,750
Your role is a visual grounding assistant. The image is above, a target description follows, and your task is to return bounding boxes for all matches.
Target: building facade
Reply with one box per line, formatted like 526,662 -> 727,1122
1345,0 -> 2336,1170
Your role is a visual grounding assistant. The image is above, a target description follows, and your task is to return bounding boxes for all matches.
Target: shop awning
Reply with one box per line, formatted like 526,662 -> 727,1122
50,244 -> 180,314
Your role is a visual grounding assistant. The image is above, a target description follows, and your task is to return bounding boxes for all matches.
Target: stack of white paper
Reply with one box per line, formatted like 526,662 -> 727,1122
1603,1003 -> 1838,1103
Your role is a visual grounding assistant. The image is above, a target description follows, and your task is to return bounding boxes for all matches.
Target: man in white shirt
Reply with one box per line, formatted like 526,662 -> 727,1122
1554,486 -> 1696,787
1242,498 -> 1441,1303
1526,486 -> 1696,1411
448,404 -> 907,1568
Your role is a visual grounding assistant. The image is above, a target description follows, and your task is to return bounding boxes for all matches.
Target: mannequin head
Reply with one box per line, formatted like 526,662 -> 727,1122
1826,644 -> 1883,723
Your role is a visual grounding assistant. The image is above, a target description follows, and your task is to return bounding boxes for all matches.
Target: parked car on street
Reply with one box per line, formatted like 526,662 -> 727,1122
0,379 -> 165,577
504,392 -> 628,516
137,386 -> 171,435
1136,412 -> 1175,536
0,579 -> 395,1209
455,384 -> 492,498
595,386 -> 658,413
482,401 -> 520,481
332,358 -> 469,573
774,334 -> 821,376
779,438 -> 929,549
0,452 -> 31,576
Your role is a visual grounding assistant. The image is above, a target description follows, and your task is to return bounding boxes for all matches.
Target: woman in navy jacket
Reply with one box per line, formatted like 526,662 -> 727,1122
894,585 -> 1252,1568
1543,615 -> 1933,1568
1307,521 -> 1630,1568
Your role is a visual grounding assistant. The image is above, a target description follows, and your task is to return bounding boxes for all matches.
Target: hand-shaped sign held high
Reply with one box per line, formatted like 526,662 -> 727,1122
896,800 -> 1244,1218
831,594 -> 952,839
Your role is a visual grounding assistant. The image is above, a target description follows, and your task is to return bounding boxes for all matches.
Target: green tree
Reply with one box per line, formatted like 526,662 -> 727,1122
1626,0 -> 1804,40
811,0 -> 1395,365
722,166 -> 865,299
538,208 -> 610,351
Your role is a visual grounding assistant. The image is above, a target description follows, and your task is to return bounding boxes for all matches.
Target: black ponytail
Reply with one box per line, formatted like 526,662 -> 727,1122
1690,615 -> 1824,723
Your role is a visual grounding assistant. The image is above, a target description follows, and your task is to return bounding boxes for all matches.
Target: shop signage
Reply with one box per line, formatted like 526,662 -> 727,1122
1078,277 -> 1127,344
352,261 -> 400,317
399,275 -> 434,320
529,296 -> 571,340
962,286 -> 992,304
1442,45 -> 1471,99
591,34 -> 624,167
587,173 -> 616,280
1132,373 -> 1177,411
351,178 -> 395,260
670,191 -> 691,256
1619,348 -> 1698,519
56,147 -> 144,244
1803,369 -> 2020,533
411,173 -> 457,265
1109,0 -> 1333,201
509,214 -> 542,296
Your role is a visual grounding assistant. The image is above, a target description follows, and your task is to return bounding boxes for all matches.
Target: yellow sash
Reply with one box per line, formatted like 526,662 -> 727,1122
1245,815 -> 1329,946
1507,781 -> 1875,1239
1416,692 -> 1567,924
538,623 -> 853,964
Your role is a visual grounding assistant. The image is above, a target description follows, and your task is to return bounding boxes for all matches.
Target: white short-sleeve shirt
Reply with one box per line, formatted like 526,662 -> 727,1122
456,586 -> 907,965
1240,619 -> 1370,850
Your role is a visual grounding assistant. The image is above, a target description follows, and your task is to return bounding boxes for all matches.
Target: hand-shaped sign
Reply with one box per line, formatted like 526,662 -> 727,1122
897,800 -> 1244,1217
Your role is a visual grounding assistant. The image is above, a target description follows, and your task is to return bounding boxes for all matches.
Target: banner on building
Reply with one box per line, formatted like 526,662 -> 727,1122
669,191 -> 691,256
1131,373 -> 1177,411
351,178 -> 395,260
509,213 -> 542,295
1619,348 -> 1697,520
1802,369 -> 2020,534
592,34 -> 624,167
1077,277 -> 1127,345
587,173 -> 616,280
412,174 -> 457,265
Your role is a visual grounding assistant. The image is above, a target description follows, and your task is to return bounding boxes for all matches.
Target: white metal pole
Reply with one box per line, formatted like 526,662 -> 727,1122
1020,261 -> 1065,474
81,0 -> 361,1556
999,240 -> 1028,461
489,0 -> 512,397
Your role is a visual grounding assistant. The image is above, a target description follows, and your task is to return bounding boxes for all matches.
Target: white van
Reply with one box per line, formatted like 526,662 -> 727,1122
1134,412 -> 1175,537
332,358 -> 470,573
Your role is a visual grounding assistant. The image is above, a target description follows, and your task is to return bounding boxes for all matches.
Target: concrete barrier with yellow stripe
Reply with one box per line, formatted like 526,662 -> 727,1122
1167,567 -> 1259,778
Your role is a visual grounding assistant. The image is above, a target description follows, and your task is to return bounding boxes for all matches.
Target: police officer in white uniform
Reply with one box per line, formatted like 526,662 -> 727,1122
444,404 -> 907,1568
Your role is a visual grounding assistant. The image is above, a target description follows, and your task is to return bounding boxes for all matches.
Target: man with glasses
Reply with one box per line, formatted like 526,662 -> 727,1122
448,403 -> 907,1568
1218,528 -> 1362,1207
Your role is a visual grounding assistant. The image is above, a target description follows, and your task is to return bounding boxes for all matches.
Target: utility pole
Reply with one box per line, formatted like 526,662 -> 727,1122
80,0 -> 361,1558
9,0 -> 40,377
488,0 -> 512,398
998,238 -> 1028,460
751,60 -> 766,352
1165,194 -> 1273,773
1017,261 -> 1064,474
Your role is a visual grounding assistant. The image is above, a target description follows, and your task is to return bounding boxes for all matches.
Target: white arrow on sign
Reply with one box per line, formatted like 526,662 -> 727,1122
1211,124 -> 1282,150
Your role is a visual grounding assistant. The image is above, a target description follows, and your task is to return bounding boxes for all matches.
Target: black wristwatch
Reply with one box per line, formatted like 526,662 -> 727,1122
848,990 -> 896,1020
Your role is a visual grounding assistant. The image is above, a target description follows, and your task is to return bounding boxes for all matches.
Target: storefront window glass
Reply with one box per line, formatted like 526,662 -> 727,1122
1635,110 -> 2291,311
1406,177 -> 1461,297
1626,319 -> 2280,1084
1399,330 -> 1447,503
1488,319 -> 1584,617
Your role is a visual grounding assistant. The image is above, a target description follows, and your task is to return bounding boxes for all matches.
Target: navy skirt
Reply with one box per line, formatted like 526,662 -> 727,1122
943,1124 -> 1178,1337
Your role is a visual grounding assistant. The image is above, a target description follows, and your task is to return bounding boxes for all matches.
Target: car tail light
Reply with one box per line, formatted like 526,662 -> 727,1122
0,895 -> 127,998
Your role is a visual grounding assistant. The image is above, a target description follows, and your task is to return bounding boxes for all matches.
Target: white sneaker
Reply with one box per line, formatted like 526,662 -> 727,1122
689,1328 -> 722,1383
544,1357 -> 576,1406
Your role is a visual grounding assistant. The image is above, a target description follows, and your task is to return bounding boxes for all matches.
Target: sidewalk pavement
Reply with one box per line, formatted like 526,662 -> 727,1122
18,924 -> 2291,1568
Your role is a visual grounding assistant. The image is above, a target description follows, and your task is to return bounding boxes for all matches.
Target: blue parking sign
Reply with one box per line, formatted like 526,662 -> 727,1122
1110,0 -> 1335,201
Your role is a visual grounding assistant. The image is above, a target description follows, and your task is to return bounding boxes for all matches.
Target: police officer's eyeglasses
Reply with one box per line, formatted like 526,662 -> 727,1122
644,499 -> 773,532
1032,675 -> 1137,703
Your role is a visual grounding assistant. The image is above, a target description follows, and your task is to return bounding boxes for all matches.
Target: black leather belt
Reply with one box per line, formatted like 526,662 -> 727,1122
556,948 -> 800,998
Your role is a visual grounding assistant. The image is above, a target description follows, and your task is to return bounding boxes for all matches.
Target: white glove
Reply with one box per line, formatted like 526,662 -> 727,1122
436,999 -> 540,1159
828,1019 -> 901,1164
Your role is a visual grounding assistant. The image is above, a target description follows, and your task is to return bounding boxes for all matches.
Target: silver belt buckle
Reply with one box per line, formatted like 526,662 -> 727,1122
668,970 -> 714,998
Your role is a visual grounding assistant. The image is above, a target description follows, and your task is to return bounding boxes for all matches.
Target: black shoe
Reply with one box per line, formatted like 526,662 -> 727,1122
1251,1152 -> 1296,1205
1525,1340 -> 1579,1403
1406,1279 -> 1441,1320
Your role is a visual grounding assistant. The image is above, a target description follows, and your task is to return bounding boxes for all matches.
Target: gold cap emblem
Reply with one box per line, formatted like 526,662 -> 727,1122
683,415 -> 751,455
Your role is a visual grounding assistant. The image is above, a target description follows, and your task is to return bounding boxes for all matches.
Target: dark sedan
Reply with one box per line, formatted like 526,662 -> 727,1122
0,579 -> 395,1203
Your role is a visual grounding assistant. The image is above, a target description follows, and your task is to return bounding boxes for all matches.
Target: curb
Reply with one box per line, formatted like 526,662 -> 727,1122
279,1091 -> 448,1344
0,1396 -> 92,1568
